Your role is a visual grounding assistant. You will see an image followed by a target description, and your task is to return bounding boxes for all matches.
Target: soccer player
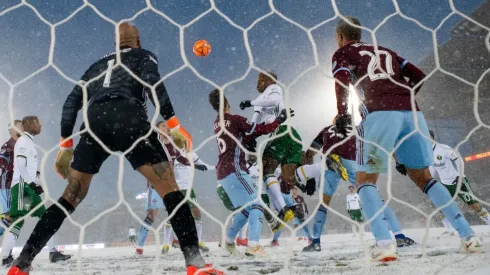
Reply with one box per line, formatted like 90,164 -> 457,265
332,16 -> 481,261
3,116 -> 70,266
129,226 -> 137,246
297,124 -> 414,252
292,189 -> 309,241
346,185 -> 362,235
427,130 -> 490,225
239,71 -> 298,231
7,24 -> 222,275
0,120 -> 23,237
209,89 -> 289,257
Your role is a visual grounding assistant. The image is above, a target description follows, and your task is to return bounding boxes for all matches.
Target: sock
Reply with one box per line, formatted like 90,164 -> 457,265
195,220 -> 203,243
312,205 -> 327,241
265,176 -> 286,211
383,204 -> 402,235
17,197 -> 74,269
247,205 -> 264,247
137,216 -> 154,248
477,207 -> 490,225
238,221 -> 248,239
358,184 -> 391,241
423,179 -> 473,238
163,222 -> 173,246
272,228 -> 281,241
442,217 -> 455,233
295,163 -> 322,184
226,210 -> 249,243
46,234 -> 57,253
163,191 -> 203,268
2,231 -> 17,259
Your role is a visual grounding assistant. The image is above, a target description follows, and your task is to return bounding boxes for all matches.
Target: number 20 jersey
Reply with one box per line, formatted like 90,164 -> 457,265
332,42 -> 424,118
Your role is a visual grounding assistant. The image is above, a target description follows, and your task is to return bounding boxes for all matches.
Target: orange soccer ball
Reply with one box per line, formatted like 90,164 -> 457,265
193,40 -> 211,57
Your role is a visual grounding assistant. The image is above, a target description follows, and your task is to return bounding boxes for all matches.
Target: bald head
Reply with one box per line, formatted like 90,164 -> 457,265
119,23 -> 140,48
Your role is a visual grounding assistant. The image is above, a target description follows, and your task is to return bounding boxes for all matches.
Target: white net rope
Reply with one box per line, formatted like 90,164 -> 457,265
0,0 -> 488,274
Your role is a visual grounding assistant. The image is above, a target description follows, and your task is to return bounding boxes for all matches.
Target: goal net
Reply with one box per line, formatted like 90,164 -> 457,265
0,0 -> 489,274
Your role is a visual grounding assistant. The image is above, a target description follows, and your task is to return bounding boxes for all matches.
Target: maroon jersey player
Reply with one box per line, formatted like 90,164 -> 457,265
0,120 -> 22,218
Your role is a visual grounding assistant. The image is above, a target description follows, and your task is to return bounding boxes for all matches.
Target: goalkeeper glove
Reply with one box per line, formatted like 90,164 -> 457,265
54,138 -> 74,179
166,116 -> 192,151
395,162 -> 407,176
28,182 -> 44,195
276,109 -> 295,124
335,113 -> 352,138
239,100 -> 252,110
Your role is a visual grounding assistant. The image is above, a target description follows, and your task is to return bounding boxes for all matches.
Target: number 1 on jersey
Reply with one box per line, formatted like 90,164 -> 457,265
103,59 -> 115,88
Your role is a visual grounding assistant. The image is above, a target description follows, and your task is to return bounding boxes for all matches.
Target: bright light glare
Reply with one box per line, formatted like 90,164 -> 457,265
348,84 -> 362,125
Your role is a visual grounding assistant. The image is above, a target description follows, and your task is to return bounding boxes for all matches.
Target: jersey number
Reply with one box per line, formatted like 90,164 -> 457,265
359,50 -> 394,81
217,137 -> 227,154
103,59 -> 115,88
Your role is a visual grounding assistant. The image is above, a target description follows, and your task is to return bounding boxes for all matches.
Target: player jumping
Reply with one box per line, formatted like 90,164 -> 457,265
7,24 -> 223,275
3,116 -> 70,267
332,17 -> 482,262
426,130 -> 490,225
209,89 -> 289,257
239,71 -> 299,232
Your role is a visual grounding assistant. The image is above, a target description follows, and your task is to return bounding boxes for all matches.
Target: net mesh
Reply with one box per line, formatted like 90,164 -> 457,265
1,0 -> 489,274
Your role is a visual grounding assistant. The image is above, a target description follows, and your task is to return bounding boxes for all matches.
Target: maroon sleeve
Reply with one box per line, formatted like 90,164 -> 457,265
175,153 -> 191,166
397,55 -> 425,94
332,49 -> 351,115
237,116 -> 280,136
0,143 -> 8,172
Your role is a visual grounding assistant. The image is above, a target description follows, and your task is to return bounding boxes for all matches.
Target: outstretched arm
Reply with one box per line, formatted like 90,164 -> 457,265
397,56 -> 425,94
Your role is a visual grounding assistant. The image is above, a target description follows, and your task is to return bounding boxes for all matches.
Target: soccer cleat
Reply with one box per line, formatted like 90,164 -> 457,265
199,242 -> 210,252
270,240 -> 280,247
396,236 -> 416,247
225,242 -> 239,256
172,239 -> 180,248
270,208 -> 295,232
6,266 -> 30,275
245,245 -> 266,257
327,154 -> 348,181
161,245 -> 169,255
303,242 -> 321,252
460,236 -> 484,253
236,237 -> 248,247
186,264 -> 224,275
2,255 -> 14,266
369,243 -> 398,262
49,251 -> 71,263
135,248 -> 143,255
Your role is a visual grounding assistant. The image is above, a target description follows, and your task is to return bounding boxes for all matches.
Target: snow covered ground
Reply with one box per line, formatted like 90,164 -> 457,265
4,226 -> 490,275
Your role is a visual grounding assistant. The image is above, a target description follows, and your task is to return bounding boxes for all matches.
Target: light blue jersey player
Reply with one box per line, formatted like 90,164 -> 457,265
332,17 -> 482,261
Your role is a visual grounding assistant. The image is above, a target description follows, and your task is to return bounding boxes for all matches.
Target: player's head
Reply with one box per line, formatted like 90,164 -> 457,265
8,120 -> 23,139
429,130 -> 435,140
336,16 -> 362,48
291,187 -> 297,198
22,116 -> 41,136
348,185 -> 355,193
156,121 -> 171,143
209,89 -> 230,113
257,70 -> 277,94
119,22 -> 140,49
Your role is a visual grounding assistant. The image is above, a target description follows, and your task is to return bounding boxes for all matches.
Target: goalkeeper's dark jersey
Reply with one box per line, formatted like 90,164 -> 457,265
60,47 -> 175,138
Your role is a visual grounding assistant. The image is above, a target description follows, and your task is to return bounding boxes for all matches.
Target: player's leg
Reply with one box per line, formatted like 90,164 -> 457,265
263,155 -> 292,231
162,221 -> 172,255
457,177 -> 490,225
2,184 -> 24,265
399,112 -> 480,252
382,203 -> 415,247
184,189 -> 209,252
285,192 -> 312,241
136,206 -> 159,254
0,188 -> 11,237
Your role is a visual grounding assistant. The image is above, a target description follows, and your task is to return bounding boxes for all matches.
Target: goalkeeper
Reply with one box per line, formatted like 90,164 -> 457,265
8,23 -> 222,275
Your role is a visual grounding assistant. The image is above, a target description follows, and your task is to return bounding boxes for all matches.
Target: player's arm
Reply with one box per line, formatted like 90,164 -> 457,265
242,109 -> 290,135
139,51 -> 191,150
332,50 -> 351,116
250,87 -> 282,107
397,55 -> 425,94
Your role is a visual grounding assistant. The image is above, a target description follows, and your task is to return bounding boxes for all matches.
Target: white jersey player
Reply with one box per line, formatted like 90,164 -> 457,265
428,131 -> 490,225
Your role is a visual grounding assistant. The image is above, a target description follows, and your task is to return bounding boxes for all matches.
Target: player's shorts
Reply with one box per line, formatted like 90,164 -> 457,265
218,184 -> 269,211
349,209 -> 363,222
129,235 -> 137,242
180,189 -> 198,209
357,111 -> 433,174
0,188 -> 11,214
9,183 -> 45,229
282,193 -> 297,208
71,99 -> 170,174
322,158 -> 357,197
219,170 -> 259,209
263,125 -> 302,165
145,187 -> 164,211
445,177 -> 479,205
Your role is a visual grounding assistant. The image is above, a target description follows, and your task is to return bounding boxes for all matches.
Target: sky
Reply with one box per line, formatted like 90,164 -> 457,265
0,0 -> 488,243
